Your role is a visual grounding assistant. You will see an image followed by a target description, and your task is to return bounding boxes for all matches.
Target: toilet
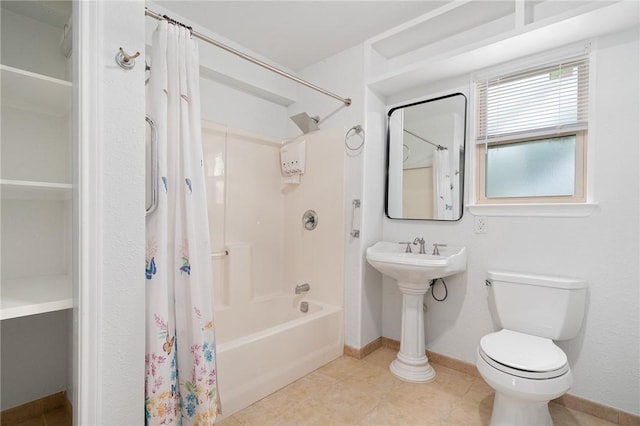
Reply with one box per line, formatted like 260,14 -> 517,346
476,271 -> 588,426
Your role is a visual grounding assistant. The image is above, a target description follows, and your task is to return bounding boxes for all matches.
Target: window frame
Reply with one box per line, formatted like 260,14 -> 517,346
476,130 -> 587,204
473,55 -> 590,206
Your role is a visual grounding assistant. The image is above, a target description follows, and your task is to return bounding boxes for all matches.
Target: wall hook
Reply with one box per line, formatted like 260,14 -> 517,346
116,47 -> 140,70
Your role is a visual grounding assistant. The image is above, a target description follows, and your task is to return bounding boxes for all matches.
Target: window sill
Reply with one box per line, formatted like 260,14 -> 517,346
467,202 -> 598,217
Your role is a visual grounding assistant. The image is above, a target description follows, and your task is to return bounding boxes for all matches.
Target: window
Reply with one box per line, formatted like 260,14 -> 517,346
475,57 -> 589,204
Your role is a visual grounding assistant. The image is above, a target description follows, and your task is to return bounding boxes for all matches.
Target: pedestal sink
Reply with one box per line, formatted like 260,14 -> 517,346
366,241 -> 467,382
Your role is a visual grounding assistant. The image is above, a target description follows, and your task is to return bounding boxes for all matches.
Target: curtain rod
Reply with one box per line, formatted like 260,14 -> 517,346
145,7 -> 352,106
403,129 -> 446,150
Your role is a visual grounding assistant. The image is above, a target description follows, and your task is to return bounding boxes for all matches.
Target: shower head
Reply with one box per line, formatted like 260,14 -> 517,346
290,112 -> 320,134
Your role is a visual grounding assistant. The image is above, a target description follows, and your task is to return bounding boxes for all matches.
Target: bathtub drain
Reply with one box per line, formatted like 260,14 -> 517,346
300,301 -> 309,313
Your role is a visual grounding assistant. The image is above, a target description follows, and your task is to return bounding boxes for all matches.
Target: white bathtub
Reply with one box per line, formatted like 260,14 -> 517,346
214,295 -> 343,418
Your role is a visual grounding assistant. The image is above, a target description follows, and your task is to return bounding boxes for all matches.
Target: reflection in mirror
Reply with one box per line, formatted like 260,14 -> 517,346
386,93 -> 467,221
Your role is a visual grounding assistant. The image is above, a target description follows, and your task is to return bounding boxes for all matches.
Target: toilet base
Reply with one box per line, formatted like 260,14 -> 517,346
490,392 -> 552,426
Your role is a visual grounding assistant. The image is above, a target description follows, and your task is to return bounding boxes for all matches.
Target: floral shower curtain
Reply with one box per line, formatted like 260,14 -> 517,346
145,21 -> 221,425
433,148 -> 454,220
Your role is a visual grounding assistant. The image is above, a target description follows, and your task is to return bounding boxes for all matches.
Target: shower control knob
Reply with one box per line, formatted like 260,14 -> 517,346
303,210 -> 318,230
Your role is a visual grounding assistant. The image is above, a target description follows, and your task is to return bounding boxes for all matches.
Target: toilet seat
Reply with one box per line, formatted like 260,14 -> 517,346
479,330 -> 569,379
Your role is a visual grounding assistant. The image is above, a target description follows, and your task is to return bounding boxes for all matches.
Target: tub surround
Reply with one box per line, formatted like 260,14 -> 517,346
200,124 -> 346,418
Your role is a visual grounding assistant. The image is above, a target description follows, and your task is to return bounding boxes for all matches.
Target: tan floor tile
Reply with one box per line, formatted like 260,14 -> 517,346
360,347 -> 397,370
445,394 -> 493,426
232,397 -> 288,426
215,414 -> 244,426
361,400 -> 430,426
283,370 -> 340,400
225,348 -> 623,426
462,378 -> 495,405
430,364 -> 476,397
384,384 -> 458,424
315,380 -> 382,424
316,356 -> 363,381
269,397 -> 339,426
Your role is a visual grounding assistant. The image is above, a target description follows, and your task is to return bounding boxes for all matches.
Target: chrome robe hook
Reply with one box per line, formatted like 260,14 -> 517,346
116,47 -> 140,70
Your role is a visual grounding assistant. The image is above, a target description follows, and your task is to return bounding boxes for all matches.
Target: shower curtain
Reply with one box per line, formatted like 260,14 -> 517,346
433,149 -> 454,220
145,21 -> 221,424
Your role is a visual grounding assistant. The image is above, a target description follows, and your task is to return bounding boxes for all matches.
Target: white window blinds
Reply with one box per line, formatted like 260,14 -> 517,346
476,57 -> 589,144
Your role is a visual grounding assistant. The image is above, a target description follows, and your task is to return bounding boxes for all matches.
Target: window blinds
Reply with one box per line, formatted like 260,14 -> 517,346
476,57 -> 589,144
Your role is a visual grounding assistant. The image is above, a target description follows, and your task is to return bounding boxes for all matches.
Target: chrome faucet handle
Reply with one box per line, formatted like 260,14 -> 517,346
432,243 -> 447,256
398,242 -> 412,253
413,237 -> 426,254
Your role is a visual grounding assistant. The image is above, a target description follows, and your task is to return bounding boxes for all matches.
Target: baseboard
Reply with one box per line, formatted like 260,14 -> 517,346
343,337 -> 382,359
0,391 -> 68,426
350,337 -> 640,426
554,394 -> 640,426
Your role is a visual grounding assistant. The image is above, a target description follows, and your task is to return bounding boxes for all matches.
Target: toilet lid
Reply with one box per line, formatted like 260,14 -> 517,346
480,330 -> 568,374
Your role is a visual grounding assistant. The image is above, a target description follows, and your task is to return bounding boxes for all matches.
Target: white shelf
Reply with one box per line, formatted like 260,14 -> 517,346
1,274 -> 72,320
0,64 -> 71,115
0,179 -> 72,200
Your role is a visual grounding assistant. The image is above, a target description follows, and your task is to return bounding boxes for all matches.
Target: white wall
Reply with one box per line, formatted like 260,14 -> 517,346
199,77 -> 289,140
146,1 -> 294,141
379,28 -> 640,415
290,44 -> 371,348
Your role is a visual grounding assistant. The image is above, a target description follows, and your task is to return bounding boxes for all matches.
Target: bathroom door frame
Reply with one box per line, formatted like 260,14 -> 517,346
74,1 -> 146,424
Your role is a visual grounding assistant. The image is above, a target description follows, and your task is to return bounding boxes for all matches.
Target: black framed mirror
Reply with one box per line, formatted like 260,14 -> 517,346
385,93 -> 467,221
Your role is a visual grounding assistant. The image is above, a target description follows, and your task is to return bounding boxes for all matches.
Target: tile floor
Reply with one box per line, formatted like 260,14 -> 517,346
218,347 -> 617,426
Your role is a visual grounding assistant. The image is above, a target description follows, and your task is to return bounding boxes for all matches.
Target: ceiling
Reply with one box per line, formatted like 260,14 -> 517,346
154,1 -> 448,71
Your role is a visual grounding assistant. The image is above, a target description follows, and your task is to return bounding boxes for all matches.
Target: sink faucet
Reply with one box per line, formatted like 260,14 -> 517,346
398,241 -> 412,253
413,237 -> 426,254
295,283 -> 310,294
432,243 -> 447,255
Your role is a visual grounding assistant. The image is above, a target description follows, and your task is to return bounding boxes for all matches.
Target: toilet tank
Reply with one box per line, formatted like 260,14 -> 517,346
488,271 -> 588,340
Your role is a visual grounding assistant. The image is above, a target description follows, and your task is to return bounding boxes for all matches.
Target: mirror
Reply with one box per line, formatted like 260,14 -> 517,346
386,93 -> 467,221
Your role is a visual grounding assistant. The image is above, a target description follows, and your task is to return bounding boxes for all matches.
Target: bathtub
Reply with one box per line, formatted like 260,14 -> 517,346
214,295 -> 343,418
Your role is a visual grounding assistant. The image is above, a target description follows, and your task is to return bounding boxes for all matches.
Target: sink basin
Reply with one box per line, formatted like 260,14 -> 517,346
366,241 -> 466,282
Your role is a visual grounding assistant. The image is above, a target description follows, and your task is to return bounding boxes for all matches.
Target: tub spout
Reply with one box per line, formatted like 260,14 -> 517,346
295,283 -> 310,294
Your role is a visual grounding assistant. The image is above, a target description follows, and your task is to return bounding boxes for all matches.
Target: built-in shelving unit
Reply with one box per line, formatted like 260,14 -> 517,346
0,65 -> 72,115
1,57 -> 72,321
365,0 -> 640,97
1,0 -> 74,413
0,275 -> 72,320
1,179 -> 72,200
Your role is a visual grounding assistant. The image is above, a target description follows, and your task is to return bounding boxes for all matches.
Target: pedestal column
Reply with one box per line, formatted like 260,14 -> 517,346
389,281 -> 435,382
